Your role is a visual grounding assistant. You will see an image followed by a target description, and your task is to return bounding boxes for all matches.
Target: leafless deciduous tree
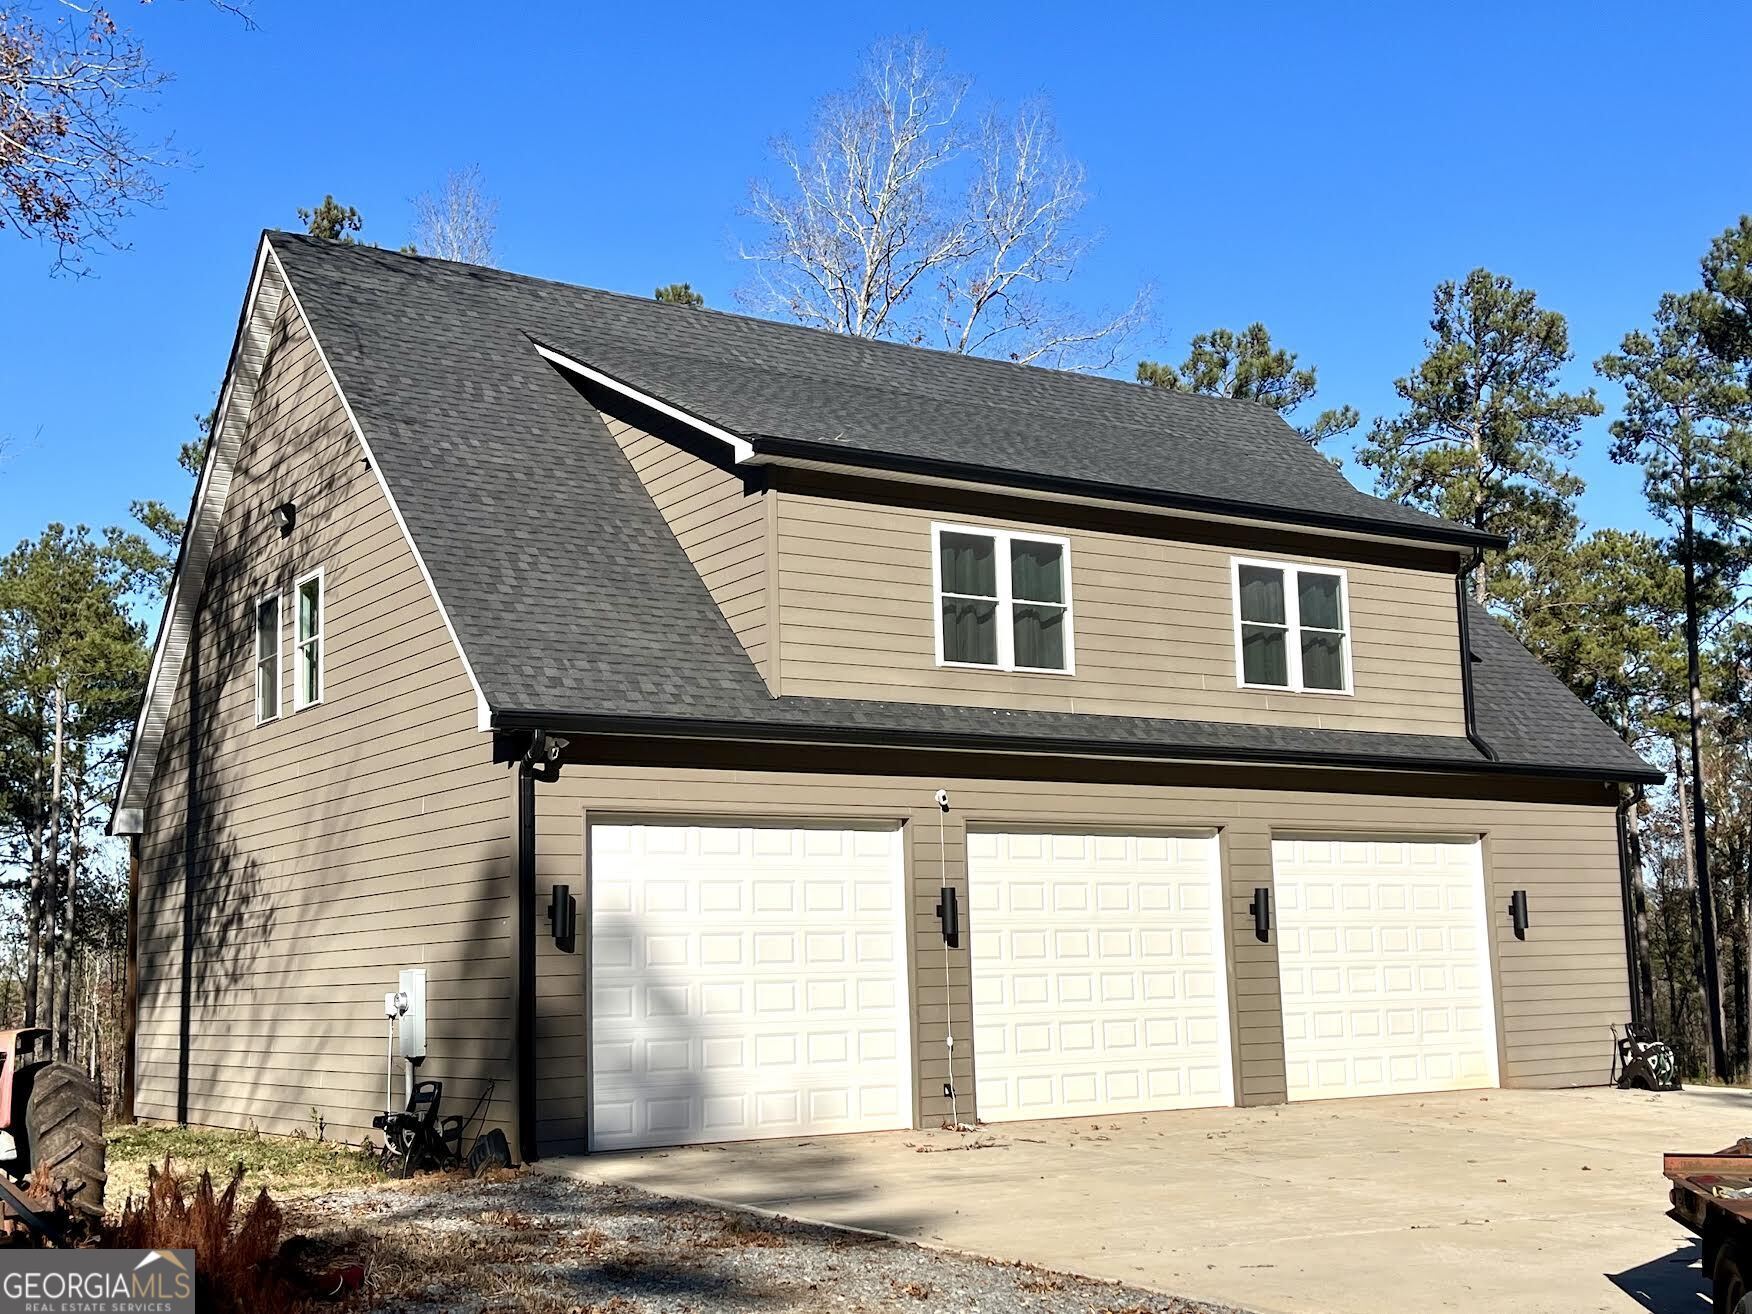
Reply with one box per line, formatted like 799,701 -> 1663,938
410,165 -> 499,266
739,35 -> 1149,372
1,2 -> 251,273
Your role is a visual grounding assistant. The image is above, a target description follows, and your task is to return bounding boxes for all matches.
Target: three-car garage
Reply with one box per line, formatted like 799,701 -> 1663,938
576,817 -> 1504,1151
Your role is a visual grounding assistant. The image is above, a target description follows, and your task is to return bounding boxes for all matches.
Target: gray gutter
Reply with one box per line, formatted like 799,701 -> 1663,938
1455,555 -> 1500,764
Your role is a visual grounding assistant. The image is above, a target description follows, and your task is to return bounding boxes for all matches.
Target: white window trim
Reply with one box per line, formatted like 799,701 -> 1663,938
293,566 -> 325,710
1230,556 -> 1354,696
931,522 -> 1076,675
253,591 -> 282,725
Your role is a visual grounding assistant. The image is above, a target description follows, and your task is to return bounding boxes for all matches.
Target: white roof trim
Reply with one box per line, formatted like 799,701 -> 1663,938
270,243 -> 493,733
111,237 -> 493,835
532,341 -> 756,463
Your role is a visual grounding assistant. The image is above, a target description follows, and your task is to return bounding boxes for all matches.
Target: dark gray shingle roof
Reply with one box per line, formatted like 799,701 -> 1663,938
267,233 -> 1657,785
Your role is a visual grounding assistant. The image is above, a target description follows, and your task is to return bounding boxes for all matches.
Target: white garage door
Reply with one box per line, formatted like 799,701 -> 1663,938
968,829 -> 1234,1121
1273,837 -> 1498,1101
588,821 -> 911,1151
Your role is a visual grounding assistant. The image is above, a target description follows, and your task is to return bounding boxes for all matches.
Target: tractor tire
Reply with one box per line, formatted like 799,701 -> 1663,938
18,1061 -> 107,1222
1714,1237 -> 1750,1314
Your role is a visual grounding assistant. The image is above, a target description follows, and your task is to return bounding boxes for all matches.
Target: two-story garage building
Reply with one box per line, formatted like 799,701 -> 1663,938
113,233 -> 1659,1162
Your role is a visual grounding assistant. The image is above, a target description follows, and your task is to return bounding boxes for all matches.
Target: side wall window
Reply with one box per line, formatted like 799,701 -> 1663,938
254,594 -> 281,723
294,569 -> 324,709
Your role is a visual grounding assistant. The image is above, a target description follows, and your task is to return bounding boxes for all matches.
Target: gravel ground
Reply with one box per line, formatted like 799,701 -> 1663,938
287,1170 -> 1247,1314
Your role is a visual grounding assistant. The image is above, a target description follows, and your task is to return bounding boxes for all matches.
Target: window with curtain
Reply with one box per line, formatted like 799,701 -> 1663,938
1233,559 -> 1349,692
294,569 -> 324,709
254,594 -> 280,723
934,525 -> 1072,672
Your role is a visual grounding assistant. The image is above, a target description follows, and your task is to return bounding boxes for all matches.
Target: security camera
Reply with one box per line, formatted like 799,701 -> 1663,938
384,991 -> 409,1019
935,789 -> 950,811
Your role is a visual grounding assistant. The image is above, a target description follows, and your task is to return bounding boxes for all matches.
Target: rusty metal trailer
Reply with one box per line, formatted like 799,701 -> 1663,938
1666,1141 -> 1752,1312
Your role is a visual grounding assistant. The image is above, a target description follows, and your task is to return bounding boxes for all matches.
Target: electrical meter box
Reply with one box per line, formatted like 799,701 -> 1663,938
397,967 -> 428,1061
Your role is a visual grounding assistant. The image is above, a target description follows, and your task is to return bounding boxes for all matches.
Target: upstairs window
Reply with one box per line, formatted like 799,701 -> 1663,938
933,525 -> 1073,673
294,568 -> 324,709
254,594 -> 281,723
1233,558 -> 1350,693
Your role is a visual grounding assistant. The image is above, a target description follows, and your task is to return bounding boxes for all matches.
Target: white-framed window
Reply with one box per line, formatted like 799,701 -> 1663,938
1231,557 -> 1352,694
253,593 -> 281,724
932,523 -> 1074,674
293,567 -> 324,709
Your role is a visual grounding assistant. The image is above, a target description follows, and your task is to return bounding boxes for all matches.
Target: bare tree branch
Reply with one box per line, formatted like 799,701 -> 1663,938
738,35 -> 1149,372
409,164 -> 499,266
0,1 -> 253,273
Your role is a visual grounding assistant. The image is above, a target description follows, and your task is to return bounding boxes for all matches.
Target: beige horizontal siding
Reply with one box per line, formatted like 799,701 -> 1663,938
135,293 -> 512,1144
530,751 -> 1626,1151
597,406 -> 771,683
774,488 -> 1467,734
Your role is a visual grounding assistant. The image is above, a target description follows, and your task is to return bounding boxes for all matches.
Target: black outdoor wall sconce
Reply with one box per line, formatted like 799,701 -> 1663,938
1509,889 -> 1530,941
548,882 -> 577,954
1249,887 -> 1272,942
275,501 -> 296,537
936,885 -> 960,949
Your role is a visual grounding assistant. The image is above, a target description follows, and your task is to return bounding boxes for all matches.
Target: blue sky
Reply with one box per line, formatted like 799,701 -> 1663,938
3,1 -> 1747,552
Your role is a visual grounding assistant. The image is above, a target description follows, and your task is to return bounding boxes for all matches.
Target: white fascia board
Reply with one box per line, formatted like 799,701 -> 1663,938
531,341 -> 755,464
268,244 -> 493,732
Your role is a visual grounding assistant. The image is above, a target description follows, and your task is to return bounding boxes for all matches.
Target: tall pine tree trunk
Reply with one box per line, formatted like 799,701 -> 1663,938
22,698 -> 47,1028
56,745 -> 83,1060
30,687 -> 65,1030
1681,500 -> 1729,1079
1676,745 -> 1712,1072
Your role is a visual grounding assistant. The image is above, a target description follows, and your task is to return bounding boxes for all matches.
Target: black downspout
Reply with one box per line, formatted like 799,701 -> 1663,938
1455,553 -> 1499,763
515,757 -> 538,1165
1617,784 -> 1648,1031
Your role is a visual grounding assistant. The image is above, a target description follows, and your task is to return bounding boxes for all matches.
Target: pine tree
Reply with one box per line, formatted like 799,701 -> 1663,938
297,196 -> 363,243
1138,323 -> 1357,448
655,282 -> 704,308
1598,280 -> 1752,1079
1359,269 -> 1601,606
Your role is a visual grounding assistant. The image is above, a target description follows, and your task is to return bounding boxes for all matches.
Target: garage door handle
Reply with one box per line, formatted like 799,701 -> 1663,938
1249,887 -> 1272,942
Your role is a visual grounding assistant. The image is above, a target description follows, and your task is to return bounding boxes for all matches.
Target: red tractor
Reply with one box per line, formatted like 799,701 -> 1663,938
0,1028 -> 107,1243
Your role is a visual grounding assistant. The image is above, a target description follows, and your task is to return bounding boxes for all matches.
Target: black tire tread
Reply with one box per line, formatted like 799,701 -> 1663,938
20,1061 -> 107,1220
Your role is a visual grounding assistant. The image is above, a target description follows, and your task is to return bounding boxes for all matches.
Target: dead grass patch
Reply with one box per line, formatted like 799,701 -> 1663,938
106,1123 -> 378,1209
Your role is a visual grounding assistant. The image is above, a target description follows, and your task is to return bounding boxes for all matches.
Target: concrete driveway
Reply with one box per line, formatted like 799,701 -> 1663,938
553,1087 -> 1752,1314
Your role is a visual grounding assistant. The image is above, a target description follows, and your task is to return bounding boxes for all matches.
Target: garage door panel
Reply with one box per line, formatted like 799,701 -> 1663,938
970,830 -> 1234,1122
1274,837 -> 1498,1102
589,822 -> 910,1151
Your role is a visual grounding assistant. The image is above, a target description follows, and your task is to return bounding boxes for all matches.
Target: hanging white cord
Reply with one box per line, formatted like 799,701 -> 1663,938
940,800 -> 961,1128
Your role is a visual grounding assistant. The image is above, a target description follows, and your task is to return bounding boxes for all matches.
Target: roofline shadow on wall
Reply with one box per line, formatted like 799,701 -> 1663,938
488,710 -> 1664,787
743,437 -> 1513,555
